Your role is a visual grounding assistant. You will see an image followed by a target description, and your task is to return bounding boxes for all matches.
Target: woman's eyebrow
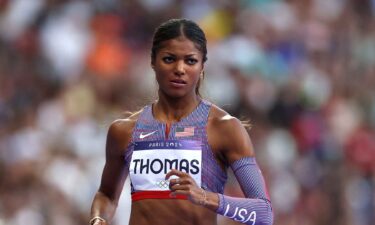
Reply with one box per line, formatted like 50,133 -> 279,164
161,51 -> 198,57
184,54 -> 198,57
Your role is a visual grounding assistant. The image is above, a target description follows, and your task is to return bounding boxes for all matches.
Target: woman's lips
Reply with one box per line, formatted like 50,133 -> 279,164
170,79 -> 187,88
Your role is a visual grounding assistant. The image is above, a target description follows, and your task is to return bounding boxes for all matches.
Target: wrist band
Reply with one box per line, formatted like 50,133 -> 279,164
89,216 -> 106,225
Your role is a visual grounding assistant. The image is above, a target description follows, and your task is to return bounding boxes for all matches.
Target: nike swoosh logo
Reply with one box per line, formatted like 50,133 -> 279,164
139,130 -> 157,139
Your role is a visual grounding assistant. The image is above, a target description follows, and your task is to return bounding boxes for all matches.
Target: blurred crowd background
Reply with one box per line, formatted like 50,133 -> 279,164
0,0 -> 374,224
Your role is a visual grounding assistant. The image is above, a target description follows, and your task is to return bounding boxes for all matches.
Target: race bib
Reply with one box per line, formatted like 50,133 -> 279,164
129,140 -> 202,191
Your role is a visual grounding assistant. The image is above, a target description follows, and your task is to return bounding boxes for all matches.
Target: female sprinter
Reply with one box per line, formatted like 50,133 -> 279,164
89,18 -> 273,225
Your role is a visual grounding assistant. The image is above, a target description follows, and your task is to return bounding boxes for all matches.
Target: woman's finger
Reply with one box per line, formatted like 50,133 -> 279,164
169,177 -> 192,185
165,169 -> 189,180
170,188 -> 206,206
169,189 -> 190,198
169,177 -> 193,190
170,183 -> 192,191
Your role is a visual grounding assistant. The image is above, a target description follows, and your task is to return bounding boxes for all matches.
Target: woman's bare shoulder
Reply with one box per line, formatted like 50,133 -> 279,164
107,110 -> 143,152
208,104 -> 254,161
208,104 -> 243,130
111,110 -> 142,132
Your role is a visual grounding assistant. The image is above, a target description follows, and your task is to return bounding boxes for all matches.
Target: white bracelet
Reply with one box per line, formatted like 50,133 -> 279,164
89,216 -> 106,225
199,188 -> 207,206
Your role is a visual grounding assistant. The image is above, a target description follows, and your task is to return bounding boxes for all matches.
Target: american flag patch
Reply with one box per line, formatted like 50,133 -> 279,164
175,127 -> 195,137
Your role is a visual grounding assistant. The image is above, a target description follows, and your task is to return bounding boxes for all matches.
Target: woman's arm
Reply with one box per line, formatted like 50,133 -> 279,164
213,115 -> 273,225
167,110 -> 273,225
166,160 -> 272,225
215,157 -> 273,225
90,119 -> 134,225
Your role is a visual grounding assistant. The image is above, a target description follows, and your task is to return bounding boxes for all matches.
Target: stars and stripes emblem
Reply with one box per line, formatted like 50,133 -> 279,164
175,127 -> 195,137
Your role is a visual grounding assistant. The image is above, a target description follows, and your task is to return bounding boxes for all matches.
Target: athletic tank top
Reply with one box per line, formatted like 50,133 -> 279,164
124,100 -> 228,201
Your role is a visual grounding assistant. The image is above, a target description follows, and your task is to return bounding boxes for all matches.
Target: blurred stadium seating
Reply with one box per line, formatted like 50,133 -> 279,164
0,0 -> 374,224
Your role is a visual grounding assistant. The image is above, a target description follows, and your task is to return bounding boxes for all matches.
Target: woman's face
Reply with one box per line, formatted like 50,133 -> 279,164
153,36 -> 204,99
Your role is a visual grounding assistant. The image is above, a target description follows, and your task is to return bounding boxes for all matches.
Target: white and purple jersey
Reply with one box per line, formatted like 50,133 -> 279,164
124,100 -> 228,201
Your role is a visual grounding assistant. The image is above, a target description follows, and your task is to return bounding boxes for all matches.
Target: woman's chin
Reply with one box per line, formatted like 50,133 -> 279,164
160,89 -> 195,100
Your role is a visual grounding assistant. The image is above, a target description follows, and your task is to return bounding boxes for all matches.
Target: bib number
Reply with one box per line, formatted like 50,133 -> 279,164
129,140 -> 202,191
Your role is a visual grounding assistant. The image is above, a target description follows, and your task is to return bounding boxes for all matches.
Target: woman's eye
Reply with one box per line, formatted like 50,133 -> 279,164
186,58 -> 198,65
163,57 -> 174,63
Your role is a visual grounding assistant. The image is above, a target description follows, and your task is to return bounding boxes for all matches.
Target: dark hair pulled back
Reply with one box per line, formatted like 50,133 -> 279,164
151,19 -> 207,96
151,18 -> 207,64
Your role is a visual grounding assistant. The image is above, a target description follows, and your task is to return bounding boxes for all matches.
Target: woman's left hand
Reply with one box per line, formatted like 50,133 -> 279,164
165,169 -> 206,206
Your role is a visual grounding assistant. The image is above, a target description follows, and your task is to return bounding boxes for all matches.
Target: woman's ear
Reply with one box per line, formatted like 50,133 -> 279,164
200,71 -> 205,80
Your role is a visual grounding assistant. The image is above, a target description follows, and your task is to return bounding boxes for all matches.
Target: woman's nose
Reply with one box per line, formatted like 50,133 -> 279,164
174,60 -> 185,75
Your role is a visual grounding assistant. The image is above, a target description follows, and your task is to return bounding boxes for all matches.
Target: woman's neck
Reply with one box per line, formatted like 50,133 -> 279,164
154,92 -> 201,124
